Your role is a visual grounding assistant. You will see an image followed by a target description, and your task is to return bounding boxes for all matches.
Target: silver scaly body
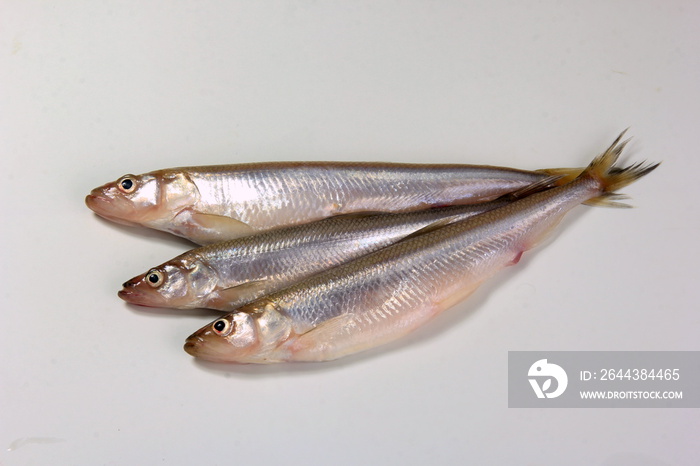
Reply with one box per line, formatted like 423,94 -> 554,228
87,161 -> 577,244
120,200 -> 518,310
184,133 -> 657,363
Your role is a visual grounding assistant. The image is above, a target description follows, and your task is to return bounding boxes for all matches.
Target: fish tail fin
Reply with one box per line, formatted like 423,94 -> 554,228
579,129 -> 660,208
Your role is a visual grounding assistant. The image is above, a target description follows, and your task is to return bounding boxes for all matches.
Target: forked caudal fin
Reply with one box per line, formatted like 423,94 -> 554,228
580,129 -> 660,208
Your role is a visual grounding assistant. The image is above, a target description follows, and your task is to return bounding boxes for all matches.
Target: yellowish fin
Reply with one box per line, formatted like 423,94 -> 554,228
580,129 -> 660,207
536,167 -> 584,186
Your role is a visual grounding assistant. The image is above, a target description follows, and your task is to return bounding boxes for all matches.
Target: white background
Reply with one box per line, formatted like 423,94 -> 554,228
1,1 -> 698,464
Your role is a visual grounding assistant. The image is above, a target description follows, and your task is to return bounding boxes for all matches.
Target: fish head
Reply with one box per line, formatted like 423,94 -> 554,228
184,301 -> 292,363
85,171 -> 197,227
118,263 -> 191,308
118,260 -> 217,308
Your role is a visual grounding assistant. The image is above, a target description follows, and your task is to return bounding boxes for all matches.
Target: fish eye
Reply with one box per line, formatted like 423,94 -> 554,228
212,318 -> 234,336
118,175 -> 136,193
146,269 -> 164,287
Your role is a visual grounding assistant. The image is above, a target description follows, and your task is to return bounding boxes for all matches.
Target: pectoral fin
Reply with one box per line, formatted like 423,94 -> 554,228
288,313 -> 359,361
188,213 -> 256,244
213,280 -> 271,311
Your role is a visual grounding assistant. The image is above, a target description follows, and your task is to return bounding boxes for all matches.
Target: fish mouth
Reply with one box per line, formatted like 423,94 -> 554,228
183,336 -> 205,356
183,332 -> 242,363
118,286 -> 160,307
86,194 -> 141,227
85,193 -> 108,213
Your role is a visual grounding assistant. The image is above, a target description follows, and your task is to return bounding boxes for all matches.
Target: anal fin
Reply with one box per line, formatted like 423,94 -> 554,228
509,250 -> 524,266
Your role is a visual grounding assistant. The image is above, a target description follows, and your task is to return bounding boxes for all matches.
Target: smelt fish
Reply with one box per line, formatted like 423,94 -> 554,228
119,193 -> 546,310
184,132 -> 657,363
86,161 -> 580,244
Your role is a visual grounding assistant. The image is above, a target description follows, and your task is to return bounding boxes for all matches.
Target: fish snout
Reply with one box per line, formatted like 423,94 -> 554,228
84,185 -> 144,226
85,192 -> 107,212
117,276 -> 161,307
117,286 -> 138,302
121,277 -> 140,288
183,329 -> 245,363
183,336 -> 204,356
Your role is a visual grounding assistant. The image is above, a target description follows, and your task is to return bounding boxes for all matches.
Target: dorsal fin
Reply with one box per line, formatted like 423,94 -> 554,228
399,217 -> 458,242
506,175 -> 562,200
